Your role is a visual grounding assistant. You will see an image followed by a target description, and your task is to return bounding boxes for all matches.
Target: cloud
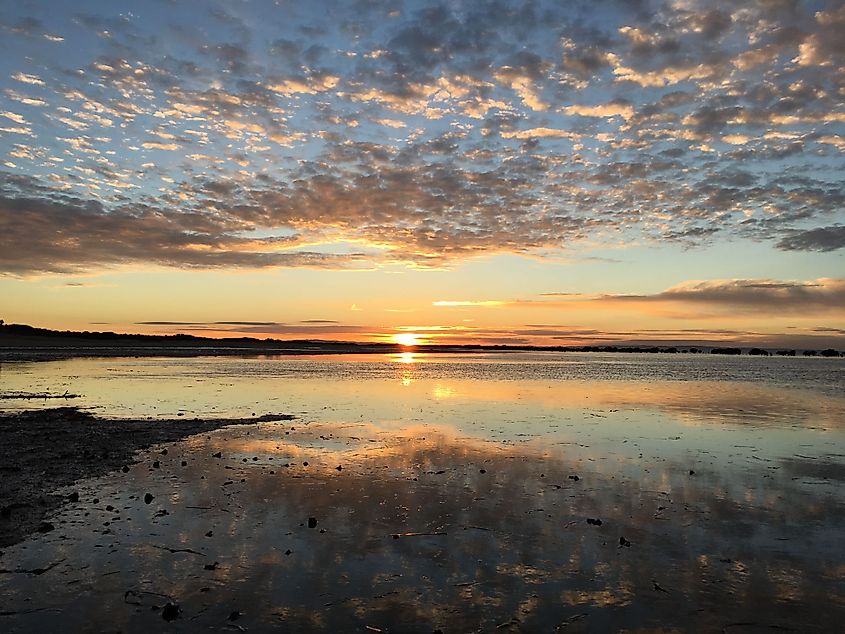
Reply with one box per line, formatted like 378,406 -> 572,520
0,0 -> 842,276
776,226 -> 845,252
432,300 -> 506,307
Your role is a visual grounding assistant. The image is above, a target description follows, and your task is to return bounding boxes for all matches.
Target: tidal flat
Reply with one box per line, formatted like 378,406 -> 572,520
0,353 -> 843,632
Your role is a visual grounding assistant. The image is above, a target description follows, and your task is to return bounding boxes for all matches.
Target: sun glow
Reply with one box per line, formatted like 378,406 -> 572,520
393,333 -> 419,347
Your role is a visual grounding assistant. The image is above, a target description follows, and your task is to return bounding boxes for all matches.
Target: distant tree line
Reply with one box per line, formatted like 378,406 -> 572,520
0,323 -> 842,357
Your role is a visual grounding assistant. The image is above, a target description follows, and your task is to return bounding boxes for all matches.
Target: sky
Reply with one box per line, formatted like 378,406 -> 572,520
0,0 -> 843,348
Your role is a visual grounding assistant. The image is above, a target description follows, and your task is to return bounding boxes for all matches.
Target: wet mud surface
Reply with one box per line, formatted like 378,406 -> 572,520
1,417 -> 843,632
0,408 -> 293,547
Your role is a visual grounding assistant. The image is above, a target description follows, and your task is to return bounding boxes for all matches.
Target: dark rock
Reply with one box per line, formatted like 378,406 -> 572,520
228,610 -> 241,621
586,518 -> 602,526
308,517 -> 317,528
479,469 -> 486,474
212,452 -> 222,458
619,536 -> 631,547
204,561 -> 219,570
67,491 -> 79,503
144,493 -> 154,504
152,461 -> 160,469
568,475 -> 580,481
122,466 -> 129,473
285,549 -> 292,555
181,461 -> 187,466
336,465 -> 342,471
161,602 -> 180,621
205,530 -> 213,537
689,470 -> 695,475
37,521 -> 55,533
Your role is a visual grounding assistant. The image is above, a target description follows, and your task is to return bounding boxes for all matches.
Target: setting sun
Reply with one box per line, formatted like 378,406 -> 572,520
393,333 -> 419,347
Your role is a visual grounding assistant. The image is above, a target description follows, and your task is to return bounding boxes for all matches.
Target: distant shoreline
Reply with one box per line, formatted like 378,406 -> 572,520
0,323 -> 842,361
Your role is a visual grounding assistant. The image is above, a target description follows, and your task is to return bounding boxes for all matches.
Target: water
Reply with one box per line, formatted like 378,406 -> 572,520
1,352 -> 844,631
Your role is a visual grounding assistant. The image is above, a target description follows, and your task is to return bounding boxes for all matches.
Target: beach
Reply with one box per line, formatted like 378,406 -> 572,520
1,353 -> 843,632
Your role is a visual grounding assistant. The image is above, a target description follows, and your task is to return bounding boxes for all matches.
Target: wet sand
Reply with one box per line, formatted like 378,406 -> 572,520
1,411 -> 843,632
0,408 -> 293,548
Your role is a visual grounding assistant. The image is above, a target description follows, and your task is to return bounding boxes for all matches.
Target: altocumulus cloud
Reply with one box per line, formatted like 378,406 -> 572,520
0,0 -> 843,275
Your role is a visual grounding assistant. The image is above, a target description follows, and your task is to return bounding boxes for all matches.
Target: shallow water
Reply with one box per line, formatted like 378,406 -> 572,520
1,353 -> 844,631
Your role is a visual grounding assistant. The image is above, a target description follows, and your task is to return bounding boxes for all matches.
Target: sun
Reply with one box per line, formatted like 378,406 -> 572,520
393,333 -> 419,347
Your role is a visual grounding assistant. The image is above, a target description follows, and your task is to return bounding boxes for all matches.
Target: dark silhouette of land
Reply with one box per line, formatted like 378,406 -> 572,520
0,323 -> 841,359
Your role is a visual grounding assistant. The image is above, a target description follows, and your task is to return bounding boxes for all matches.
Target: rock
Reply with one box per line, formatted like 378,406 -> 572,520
161,448 -> 168,455
308,517 -> 317,528
205,530 -> 213,537
689,469 -> 695,475
285,549 -> 292,555
144,493 -> 154,504
479,469 -> 486,474
152,460 -> 160,469
212,452 -> 222,458
586,518 -> 602,526
568,475 -> 579,481
228,610 -> 241,621
619,536 -> 631,547
204,561 -> 219,570
67,491 -> 79,503
336,465 -> 342,471
122,466 -> 129,473
181,461 -> 187,466
37,521 -> 55,533
161,602 -> 180,621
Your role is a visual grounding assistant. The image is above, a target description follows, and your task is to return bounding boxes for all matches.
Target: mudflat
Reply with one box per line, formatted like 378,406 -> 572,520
0,407 -> 293,548
1,411 -> 843,632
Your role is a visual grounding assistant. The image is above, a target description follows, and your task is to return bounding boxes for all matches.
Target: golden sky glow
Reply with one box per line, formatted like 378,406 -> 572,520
0,1 -> 842,348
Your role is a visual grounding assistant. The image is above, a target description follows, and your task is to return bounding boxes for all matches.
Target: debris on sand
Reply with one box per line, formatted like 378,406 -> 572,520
0,407 -> 295,548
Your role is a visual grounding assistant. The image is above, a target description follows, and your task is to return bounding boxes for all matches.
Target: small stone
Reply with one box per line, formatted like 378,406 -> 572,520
205,530 -> 213,537
181,460 -> 187,467
479,468 -> 486,474
285,549 -> 292,555
336,465 -> 342,471
308,517 -> 317,528
67,491 -> 79,503
228,610 -> 241,621
568,475 -> 580,481
161,602 -> 180,621
161,448 -> 168,455
144,493 -> 154,504
689,469 -> 695,475
619,536 -> 631,547
152,461 -> 160,469
204,561 -> 219,570
303,461 -> 309,467
586,518 -> 602,526
37,521 -> 55,533
121,466 -> 129,473
212,452 -> 222,458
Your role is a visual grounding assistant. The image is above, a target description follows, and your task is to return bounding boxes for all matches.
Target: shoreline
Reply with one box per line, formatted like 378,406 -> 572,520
0,407 -> 294,549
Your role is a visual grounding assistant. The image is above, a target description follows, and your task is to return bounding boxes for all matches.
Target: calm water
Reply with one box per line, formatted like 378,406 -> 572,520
1,352 -> 844,631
